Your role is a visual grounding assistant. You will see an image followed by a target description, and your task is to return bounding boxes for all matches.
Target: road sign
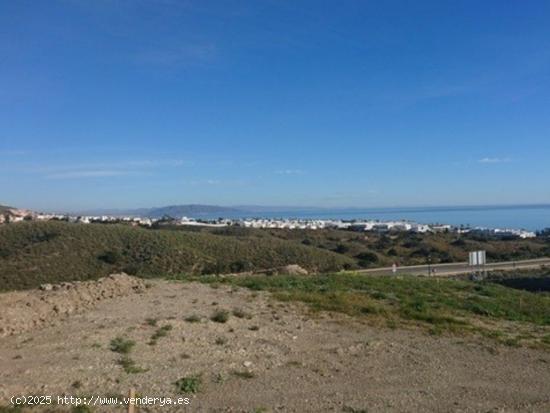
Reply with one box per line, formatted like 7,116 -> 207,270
469,250 -> 486,266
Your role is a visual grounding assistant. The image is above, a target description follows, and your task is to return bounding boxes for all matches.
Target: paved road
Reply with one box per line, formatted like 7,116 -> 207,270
356,257 -> 550,277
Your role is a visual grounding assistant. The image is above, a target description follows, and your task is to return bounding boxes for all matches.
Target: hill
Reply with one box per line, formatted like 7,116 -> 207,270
72,204 -> 244,218
175,225 -> 550,267
0,221 -> 354,291
0,204 -> 13,214
146,204 -> 242,218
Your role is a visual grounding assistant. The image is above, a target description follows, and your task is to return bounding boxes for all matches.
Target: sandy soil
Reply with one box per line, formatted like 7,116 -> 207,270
1,279 -> 549,412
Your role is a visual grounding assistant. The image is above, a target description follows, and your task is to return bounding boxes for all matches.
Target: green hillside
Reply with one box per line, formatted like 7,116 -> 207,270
0,221 -> 355,291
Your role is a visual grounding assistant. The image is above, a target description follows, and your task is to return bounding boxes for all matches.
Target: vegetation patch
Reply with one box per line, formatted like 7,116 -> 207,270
175,375 -> 202,394
109,337 -> 135,354
149,324 -> 173,345
185,314 -> 201,323
0,221 -> 354,291
211,309 -> 230,323
232,308 -> 251,319
118,355 -> 147,374
188,273 -> 550,348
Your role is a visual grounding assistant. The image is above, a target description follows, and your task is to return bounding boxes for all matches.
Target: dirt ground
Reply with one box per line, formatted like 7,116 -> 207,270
1,278 -> 549,412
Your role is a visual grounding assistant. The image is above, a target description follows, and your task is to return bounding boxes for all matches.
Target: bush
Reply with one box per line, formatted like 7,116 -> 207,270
110,337 -> 135,354
175,375 -> 202,394
355,251 -> 378,267
98,250 -> 122,265
229,260 -> 252,273
211,309 -> 230,323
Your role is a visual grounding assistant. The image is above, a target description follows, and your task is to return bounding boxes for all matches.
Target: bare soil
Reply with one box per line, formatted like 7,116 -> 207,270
0,278 -> 549,412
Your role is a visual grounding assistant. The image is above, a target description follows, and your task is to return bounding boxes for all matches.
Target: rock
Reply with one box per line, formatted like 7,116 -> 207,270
243,361 -> 253,368
39,284 -> 53,291
280,265 -> 309,276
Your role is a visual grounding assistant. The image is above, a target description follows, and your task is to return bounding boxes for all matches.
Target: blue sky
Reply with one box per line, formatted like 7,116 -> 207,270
1,0 -> 549,211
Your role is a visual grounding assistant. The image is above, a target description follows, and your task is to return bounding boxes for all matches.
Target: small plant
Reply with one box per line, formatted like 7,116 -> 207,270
213,372 -> 225,383
71,380 -> 82,389
145,318 -> 158,326
232,370 -> 255,379
175,375 -> 202,394
149,324 -> 173,345
110,337 -> 135,354
118,356 -> 147,374
232,308 -> 251,319
248,325 -> 260,331
215,337 -> 227,345
211,309 -> 230,323
185,314 -> 201,323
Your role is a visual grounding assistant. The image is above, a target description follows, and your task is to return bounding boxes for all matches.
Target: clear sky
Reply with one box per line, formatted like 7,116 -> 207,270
1,0 -> 550,211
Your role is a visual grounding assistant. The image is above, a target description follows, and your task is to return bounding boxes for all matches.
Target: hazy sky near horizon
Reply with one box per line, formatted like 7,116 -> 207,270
1,0 -> 550,211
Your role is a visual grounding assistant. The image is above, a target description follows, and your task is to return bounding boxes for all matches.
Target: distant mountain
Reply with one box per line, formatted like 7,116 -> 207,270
0,204 -> 13,214
72,204 -> 244,218
146,204 -> 242,218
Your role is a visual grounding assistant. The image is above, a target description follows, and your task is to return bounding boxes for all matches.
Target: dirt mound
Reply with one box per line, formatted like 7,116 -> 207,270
0,273 -> 145,337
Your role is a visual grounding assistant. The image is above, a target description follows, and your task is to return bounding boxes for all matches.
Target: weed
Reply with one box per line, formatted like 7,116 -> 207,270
118,356 -> 147,374
110,337 -> 135,354
232,308 -> 251,319
185,314 -> 201,323
215,337 -> 228,345
145,318 -> 158,326
213,372 -> 225,383
149,324 -> 173,345
175,375 -> 202,394
211,310 -> 230,323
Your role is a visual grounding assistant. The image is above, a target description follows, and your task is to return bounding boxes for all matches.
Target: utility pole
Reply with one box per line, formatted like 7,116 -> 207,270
427,255 -> 432,276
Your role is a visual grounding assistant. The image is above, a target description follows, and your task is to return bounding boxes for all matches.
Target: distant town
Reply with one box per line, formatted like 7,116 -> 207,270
0,206 -> 538,239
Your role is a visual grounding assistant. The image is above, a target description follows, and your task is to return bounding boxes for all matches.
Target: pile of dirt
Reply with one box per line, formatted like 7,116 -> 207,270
0,273 -> 145,337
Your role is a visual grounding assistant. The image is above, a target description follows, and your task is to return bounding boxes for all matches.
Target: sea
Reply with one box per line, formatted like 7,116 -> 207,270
204,205 -> 550,232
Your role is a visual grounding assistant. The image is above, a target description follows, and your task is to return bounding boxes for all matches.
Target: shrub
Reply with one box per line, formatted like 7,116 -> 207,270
232,308 -> 251,319
149,324 -> 173,345
110,337 -> 135,354
175,375 -> 202,394
118,356 -> 147,374
211,309 -> 230,323
185,314 -> 201,323
98,250 -> 122,265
